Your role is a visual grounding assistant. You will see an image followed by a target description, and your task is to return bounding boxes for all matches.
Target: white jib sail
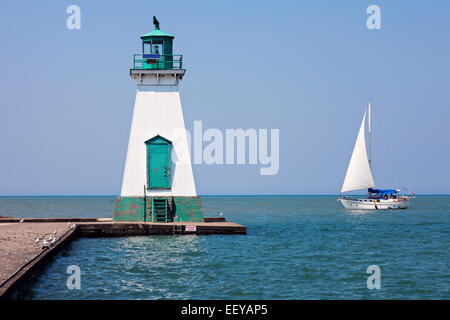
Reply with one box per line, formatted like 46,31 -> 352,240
341,110 -> 376,193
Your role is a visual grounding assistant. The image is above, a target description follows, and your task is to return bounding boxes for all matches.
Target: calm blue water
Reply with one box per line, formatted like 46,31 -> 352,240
1,196 -> 448,299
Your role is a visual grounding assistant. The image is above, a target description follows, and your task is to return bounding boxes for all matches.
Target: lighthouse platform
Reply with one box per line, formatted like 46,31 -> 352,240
0,218 -> 246,299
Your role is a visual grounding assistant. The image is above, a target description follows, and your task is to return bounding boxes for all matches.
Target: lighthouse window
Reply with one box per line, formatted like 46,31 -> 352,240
152,44 -> 162,55
151,40 -> 163,55
143,43 -> 151,54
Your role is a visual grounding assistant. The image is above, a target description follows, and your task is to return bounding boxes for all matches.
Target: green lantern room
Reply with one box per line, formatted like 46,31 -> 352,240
132,16 -> 183,70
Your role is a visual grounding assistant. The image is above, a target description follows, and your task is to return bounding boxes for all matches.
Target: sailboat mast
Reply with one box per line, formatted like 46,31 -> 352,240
368,100 -> 372,169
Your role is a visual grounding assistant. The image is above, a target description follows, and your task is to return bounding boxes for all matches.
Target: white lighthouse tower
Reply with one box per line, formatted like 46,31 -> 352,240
114,18 -> 203,223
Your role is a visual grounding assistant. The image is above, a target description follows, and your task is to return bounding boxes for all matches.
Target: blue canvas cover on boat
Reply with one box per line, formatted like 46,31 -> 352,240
368,188 -> 398,194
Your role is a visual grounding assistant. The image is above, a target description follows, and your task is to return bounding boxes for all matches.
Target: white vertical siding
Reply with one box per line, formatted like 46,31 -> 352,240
120,85 -> 197,197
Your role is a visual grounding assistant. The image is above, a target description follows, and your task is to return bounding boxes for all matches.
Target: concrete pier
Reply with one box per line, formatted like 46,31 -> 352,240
0,218 -> 246,299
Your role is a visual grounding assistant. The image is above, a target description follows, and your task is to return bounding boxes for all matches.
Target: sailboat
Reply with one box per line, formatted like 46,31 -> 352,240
338,101 -> 410,210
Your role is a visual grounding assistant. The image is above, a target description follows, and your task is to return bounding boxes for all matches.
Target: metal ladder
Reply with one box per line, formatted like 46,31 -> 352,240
152,197 -> 168,222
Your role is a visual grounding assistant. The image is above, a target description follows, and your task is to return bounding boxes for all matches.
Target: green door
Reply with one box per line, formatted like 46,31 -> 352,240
146,136 -> 172,189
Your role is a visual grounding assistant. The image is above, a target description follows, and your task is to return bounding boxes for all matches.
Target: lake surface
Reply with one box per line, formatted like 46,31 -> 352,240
0,195 -> 448,299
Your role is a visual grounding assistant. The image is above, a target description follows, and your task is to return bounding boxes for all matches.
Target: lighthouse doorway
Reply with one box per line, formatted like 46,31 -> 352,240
145,135 -> 172,189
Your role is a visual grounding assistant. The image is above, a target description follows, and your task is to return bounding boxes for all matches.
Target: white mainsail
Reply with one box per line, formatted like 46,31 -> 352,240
341,110 -> 375,193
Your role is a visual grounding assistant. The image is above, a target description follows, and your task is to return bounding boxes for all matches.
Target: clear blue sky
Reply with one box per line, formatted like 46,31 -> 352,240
0,0 -> 449,195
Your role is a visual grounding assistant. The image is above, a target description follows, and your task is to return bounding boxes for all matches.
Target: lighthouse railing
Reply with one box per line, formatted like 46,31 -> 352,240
132,54 -> 184,70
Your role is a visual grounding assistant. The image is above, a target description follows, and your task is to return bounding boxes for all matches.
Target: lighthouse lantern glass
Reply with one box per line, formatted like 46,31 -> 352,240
143,42 -> 151,54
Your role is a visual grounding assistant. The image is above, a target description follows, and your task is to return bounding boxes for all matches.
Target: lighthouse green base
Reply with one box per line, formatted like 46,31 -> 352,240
113,196 -> 204,222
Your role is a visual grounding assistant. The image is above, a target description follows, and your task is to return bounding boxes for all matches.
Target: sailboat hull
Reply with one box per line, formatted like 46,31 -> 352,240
339,198 -> 409,210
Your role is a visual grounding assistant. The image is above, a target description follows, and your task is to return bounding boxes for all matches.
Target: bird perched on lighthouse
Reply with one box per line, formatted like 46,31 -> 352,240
153,16 -> 160,30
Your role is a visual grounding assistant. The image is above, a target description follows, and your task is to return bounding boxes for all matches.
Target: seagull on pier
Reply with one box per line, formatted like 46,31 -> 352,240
19,218 -> 24,223
34,236 -> 41,243
42,240 -> 50,249
219,212 -> 223,217
67,222 -> 71,228
50,237 -> 57,244
52,230 -> 57,235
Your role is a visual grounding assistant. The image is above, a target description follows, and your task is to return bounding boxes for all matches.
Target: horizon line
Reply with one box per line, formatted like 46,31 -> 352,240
0,193 -> 449,197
